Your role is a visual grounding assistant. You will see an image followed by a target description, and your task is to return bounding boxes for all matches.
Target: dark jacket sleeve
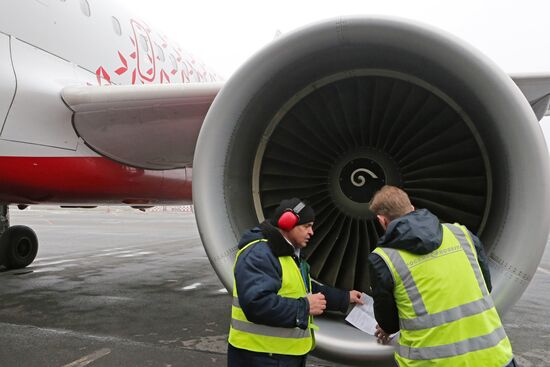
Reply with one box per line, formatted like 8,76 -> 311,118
467,230 -> 492,292
311,281 -> 349,313
235,244 -> 309,329
368,252 -> 400,334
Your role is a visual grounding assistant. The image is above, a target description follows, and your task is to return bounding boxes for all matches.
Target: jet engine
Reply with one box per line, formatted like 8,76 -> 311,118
193,17 -> 550,365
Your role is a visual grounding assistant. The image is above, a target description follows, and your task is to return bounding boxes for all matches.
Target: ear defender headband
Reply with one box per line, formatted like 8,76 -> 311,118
277,202 -> 306,231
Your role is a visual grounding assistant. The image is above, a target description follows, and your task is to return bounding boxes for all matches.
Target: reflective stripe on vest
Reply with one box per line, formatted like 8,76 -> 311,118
228,238 -> 314,355
398,326 -> 508,360
231,297 -> 310,339
373,223 -> 513,366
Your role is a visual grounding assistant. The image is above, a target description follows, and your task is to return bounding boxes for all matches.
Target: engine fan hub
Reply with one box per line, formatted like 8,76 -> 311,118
339,158 -> 384,202
329,148 -> 402,218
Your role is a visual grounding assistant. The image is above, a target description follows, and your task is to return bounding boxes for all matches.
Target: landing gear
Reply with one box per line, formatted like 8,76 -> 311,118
0,205 -> 38,269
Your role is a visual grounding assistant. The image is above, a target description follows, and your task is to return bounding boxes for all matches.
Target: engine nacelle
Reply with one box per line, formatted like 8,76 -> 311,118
193,17 -> 550,365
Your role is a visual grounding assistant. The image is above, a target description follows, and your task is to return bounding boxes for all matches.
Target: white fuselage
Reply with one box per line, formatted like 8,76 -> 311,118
0,1 -> 221,204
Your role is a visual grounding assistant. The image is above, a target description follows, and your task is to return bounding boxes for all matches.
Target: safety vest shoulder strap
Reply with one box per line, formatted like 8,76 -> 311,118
443,223 -> 490,296
235,238 -> 268,262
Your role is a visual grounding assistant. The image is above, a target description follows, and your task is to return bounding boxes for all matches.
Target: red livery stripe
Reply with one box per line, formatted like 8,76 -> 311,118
0,156 -> 191,205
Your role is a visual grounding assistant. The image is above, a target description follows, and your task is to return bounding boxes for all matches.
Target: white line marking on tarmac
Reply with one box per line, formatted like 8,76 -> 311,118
182,282 -> 201,290
33,259 -> 80,266
34,249 -> 155,264
92,250 -> 135,257
33,264 -> 79,273
537,266 -> 550,275
33,255 -> 70,262
117,251 -> 154,258
61,348 -> 111,367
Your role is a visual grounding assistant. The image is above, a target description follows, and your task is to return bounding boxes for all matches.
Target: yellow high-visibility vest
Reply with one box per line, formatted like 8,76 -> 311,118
373,223 -> 513,366
228,239 -> 315,355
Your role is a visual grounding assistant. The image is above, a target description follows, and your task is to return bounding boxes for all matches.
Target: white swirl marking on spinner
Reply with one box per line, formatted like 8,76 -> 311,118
351,168 -> 378,187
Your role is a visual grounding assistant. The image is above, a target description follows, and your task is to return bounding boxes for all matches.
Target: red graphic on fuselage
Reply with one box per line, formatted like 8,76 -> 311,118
95,66 -> 111,85
95,19 -> 222,86
115,51 -> 128,75
131,19 -> 156,82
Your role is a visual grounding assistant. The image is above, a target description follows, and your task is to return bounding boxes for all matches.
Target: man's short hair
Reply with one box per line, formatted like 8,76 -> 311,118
369,185 -> 412,221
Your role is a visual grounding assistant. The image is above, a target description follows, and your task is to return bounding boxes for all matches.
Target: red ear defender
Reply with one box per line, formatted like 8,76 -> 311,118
277,202 -> 306,231
277,210 -> 299,231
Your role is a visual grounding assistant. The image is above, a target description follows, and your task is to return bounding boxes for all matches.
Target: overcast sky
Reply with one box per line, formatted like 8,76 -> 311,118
122,0 -> 550,130
124,0 -> 550,78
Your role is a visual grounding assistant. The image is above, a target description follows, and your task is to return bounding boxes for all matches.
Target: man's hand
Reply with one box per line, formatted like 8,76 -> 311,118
307,293 -> 326,315
349,290 -> 363,304
375,324 -> 391,344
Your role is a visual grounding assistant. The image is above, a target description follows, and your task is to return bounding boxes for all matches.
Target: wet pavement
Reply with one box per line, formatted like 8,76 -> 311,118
0,207 -> 548,366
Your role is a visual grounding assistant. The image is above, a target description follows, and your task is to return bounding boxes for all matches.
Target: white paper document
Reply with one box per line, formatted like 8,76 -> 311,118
345,292 -> 399,342
345,292 -> 378,335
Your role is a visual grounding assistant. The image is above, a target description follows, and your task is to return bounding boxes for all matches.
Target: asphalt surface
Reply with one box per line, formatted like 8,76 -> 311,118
0,207 -> 548,366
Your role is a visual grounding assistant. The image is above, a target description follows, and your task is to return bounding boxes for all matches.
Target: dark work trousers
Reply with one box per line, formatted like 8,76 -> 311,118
227,344 -> 307,367
506,358 -> 519,367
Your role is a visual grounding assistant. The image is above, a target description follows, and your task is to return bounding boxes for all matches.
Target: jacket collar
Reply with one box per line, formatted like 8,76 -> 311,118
259,220 -> 295,257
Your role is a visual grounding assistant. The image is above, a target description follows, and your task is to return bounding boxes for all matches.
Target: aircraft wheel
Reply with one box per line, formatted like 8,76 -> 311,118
0,225 -> 38,269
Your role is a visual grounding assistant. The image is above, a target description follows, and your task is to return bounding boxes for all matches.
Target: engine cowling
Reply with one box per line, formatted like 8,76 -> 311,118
193,17 -> 550,365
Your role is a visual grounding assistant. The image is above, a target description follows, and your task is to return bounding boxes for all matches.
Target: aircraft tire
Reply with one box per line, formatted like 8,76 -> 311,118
0,225 -> 38,269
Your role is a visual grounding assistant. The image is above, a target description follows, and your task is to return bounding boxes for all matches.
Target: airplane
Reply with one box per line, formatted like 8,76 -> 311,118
1,1 -> 550,366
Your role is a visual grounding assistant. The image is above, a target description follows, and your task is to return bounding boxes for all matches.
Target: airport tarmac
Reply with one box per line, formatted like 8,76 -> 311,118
0,207 -> 549,366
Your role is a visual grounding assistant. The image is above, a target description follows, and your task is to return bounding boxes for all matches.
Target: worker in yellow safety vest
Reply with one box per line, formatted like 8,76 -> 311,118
227,197 -> 363,367
368,185 -> 517,367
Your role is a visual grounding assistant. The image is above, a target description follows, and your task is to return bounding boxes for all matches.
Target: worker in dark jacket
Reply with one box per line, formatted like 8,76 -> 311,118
227,198 -> 363,367
368,185 -> 516,367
